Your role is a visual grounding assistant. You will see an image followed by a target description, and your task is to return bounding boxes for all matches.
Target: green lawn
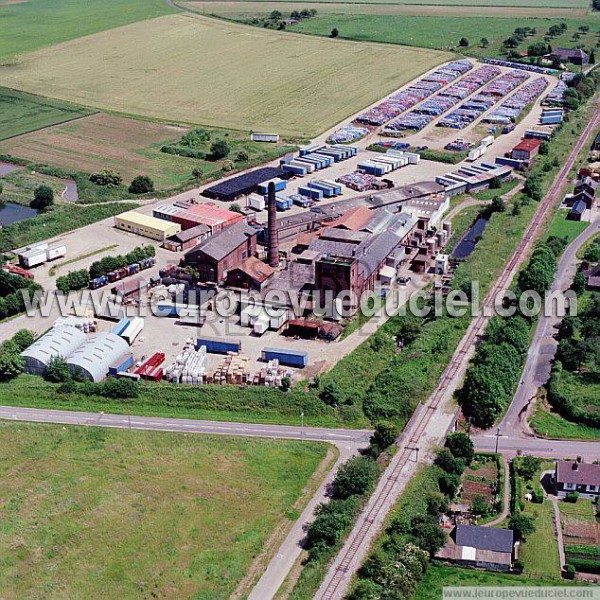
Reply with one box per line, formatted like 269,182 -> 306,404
544,209 -> 590,245
0,0 -> 174,60
530,400 -> 600,441
0,169 -> 70,206
414,565 -> 582,599
0,87 -> 92,141
289,15 -> 598,58
0,421 -> 328,599
558,498 -> 597,523
471,179 -> 519,202
519,500 -> 562,579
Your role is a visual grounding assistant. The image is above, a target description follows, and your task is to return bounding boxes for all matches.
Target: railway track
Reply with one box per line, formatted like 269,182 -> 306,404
315,97 -> 600,600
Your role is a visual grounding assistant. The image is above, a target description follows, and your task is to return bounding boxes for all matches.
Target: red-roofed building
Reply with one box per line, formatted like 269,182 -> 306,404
326,206 -> 373,231
172,203 -> 245,232
511,139 -> 543,162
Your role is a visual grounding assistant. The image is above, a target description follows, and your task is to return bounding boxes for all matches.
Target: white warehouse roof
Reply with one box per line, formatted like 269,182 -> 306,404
21,326 -> 87,376
67,332 -> 129,382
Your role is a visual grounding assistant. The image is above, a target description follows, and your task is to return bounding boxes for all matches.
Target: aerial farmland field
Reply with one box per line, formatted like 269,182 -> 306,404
0,422 -> 329,599
199,0 -> 589,6
0,113 -> 294,189
0,87 -> 92,141
0,0 -> 174,59
0,13 -> 448,138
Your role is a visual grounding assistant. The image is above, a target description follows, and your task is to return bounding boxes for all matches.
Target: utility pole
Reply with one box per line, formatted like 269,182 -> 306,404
495,427 -> 501,454
301,412 -> 304,442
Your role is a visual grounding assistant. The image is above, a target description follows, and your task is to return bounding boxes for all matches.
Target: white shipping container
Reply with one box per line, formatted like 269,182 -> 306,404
21,249 -> 47,268
403,152 -> 420,165
253,318 -> 269,335
248,194 -> 265,211
121,317 -> 144,345
46,245 -> 66,261
481,135 -> 495,147
251,132 -> 280,143
25,242 -> 48,252
269,311 -> 288,331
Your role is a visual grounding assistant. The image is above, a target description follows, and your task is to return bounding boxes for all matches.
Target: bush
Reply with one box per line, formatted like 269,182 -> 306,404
89,169 -> 123,187
517,455 -> 541,481
509,512 -> 536,540
439,472 -> 461,498
209,140 -> 230,161
565,491 -> 580,503
56,269 -> 89,293
445,432 -> 474,465
565,563 -> 576,579
99,377 -> 139,399
332,456 -> 379,500
435,448 -> 466,476
128,175 -> 154,195
11,329 -> 34,352
31,185 -> 54,210
44,356 -> 72,383
0,339 -> 25,381
370,421 -> 399,453
305,496 -> 361,556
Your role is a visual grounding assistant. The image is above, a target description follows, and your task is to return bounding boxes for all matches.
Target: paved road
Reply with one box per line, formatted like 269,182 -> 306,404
0,406 -> 372,445
474,433 -> 600,461
498,217 -> 600,437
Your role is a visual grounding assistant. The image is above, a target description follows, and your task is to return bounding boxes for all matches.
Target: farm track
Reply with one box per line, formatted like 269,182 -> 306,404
315,97 -> 600,600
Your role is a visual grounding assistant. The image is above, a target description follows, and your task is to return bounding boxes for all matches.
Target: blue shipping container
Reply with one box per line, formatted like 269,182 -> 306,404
261,347 -> 308,368
298,186 -> 323,200
282,164 -> 306,176
112,317 -> 130,336
109,353 -> 134,375
197,337 -> 242,354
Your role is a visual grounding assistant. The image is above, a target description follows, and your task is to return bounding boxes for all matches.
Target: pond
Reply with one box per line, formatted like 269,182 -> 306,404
0,202 -> 39,226
451,216 -> 489,261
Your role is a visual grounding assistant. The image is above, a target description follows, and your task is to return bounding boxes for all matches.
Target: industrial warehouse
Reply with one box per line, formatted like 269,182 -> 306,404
3,56 -> 579,389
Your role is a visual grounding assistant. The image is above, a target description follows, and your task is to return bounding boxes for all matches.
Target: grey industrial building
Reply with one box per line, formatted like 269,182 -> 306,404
21,326 -> 87,376
66,332 -> 129,382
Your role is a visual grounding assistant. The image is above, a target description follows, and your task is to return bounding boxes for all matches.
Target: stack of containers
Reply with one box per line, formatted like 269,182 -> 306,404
386,149 -> 420,164
544,80 -> 568,106
307,180 -> 342,197
165,341 -> 207,384
298,186 -> 323,201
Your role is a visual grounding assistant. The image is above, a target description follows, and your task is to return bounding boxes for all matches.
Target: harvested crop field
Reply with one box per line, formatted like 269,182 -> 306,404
200,0 -> 588,5
0,421 -> 328,599
0,113 -> 295,189
0,13 -> 448,138
0,86 -> 92,141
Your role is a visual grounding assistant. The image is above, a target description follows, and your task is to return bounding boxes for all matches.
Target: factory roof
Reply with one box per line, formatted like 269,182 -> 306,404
181,203 -> 243,225
202,167 -> 287,201
512,138 -> 543,153
319,228 -> 369,244
327,206 -> 373,231
185,220 -> 257,261
21,325 -> 86,366
167,223 -> 210,243
116,211 -> 178,232
371,181 -> 445,207
154,204 -> 184,217
67,332 -> 129,382
232,256 -> 275,284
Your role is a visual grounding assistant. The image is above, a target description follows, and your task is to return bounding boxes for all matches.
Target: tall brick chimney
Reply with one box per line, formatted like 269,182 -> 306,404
267,181 -> 279,268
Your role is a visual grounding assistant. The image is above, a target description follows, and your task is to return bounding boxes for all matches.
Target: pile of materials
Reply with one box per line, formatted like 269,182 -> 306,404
328,124 -> 370,144
253,359 -> 294,387
384,66 -> 500,133
337,171 -> 380,191
355,60 -> 473,126
164,340 -> 207,383
484,77 -> 549,123
210,353 -> 250,385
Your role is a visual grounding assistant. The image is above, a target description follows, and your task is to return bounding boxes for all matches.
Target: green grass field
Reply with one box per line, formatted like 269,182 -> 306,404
203,0 -> 589,6
414,565 -> 580,599
558,498 -> 597,523
0,0 -> 174,60
290,14 -> 598,57
0,13 -> 447,138
544,209 -> 590,244
530,401 -> 600,441
0,421 -> 327,598
0,87 -> 92,141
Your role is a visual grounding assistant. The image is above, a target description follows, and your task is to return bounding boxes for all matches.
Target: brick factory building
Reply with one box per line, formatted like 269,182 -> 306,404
171,203 -> 245,233
184,221 -> 258,284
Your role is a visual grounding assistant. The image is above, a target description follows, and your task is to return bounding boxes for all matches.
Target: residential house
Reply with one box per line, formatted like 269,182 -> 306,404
555,460 -> 600,500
